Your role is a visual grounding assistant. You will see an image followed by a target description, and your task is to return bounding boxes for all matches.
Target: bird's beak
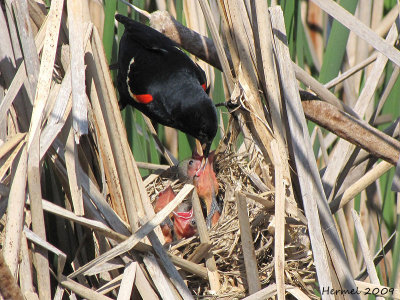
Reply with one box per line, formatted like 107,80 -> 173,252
195,142 -> 210,176
202,142 -> 211,158
195,157 -> 208,177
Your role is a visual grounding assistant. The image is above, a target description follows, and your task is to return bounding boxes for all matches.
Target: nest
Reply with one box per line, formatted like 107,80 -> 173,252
146,148 -> 317,299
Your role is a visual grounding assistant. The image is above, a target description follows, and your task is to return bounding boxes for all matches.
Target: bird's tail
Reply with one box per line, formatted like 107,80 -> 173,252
115,14 -> 134,28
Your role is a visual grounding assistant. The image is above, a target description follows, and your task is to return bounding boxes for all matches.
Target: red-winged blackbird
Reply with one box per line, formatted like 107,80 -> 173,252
116,14 -> 218,158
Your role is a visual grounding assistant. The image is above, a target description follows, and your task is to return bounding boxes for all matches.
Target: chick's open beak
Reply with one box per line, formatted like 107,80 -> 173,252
196,157 -> 208,177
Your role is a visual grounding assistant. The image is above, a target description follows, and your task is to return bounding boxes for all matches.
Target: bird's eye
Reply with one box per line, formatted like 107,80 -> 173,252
188,160 -> 194,166
190,219 -> 196,226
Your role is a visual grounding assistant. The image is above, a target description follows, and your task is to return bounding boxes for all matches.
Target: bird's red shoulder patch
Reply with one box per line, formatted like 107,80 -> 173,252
133,94 -> 153,104
201,83 -> 206,91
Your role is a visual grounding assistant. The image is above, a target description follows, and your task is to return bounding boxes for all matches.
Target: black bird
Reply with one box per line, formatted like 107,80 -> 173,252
116,14 -> 218,158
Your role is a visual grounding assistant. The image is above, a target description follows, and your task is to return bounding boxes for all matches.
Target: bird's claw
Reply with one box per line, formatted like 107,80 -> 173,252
205,214 -> 212,229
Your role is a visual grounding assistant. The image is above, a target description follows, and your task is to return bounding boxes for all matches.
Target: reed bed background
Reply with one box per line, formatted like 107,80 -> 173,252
0,0 -> 399,299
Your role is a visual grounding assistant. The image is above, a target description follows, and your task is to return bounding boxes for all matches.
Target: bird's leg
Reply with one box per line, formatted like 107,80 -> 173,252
198,195 -> 212,229
205,192 -> 221,229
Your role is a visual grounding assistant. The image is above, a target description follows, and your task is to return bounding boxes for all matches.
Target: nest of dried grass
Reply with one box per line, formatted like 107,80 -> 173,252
147,147 -> 317,298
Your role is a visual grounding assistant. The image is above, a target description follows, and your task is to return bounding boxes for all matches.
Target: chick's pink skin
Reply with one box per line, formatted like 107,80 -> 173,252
193,151 -> 220,227
154,186 -> 176,213
154,186 -> 176,243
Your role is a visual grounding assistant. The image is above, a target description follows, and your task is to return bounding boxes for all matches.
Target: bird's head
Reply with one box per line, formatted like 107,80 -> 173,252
195,104 -> 217,159
178,150 -> 217,187
173,208 -> 197,239
176,90 -> 217,157
187,95 -> 217,173
177,157 -> 202,183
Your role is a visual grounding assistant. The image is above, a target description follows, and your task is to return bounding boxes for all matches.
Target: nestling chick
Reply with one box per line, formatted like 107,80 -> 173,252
173,201 -> 197,240
178,151 -> 221,228
154,186 -> 197,242
154,186 -> 176,243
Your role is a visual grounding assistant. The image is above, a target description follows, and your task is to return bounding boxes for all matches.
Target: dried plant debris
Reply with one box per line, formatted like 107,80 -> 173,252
146,149 -> 316,298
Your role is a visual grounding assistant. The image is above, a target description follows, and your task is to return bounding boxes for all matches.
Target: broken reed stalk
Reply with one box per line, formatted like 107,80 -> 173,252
86,34 -> 129,223
90,25 -> 142,231
269,7 -> 337,297
12,0 -> 39,98
68,184 -> 194,279
67,0 -> 88,139
132,266 -> 160,299
356,231 -> 397,281
142,114 -> 177,166
2,145 -> 27,277
221,0 -> 276,162
330,161 -> 394,213
195,0 -> 261,157
112,261 -> 136,299
311,0 -> 400,67
146,230 -> 194,299
251,3 -> 296,296
196,0 -> 234,91
324,52 -> 378,89
303,100 -> 400,165
336,210 -> 359,277
0,138 -> 25,179
270,142 -> 285,299
38,190 -> 209,279
142,253 -> 179,299
91,31 -> 178,299
191,190 -> 221,292
351,210 -> 385,300
18,234 -> 35,297
64,120 -> 85,216
321,22 -> 399,202
23,227 -> 66,279
24,0 -> 65,298
236,192 -> 261,294
59,276 -> 112,300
